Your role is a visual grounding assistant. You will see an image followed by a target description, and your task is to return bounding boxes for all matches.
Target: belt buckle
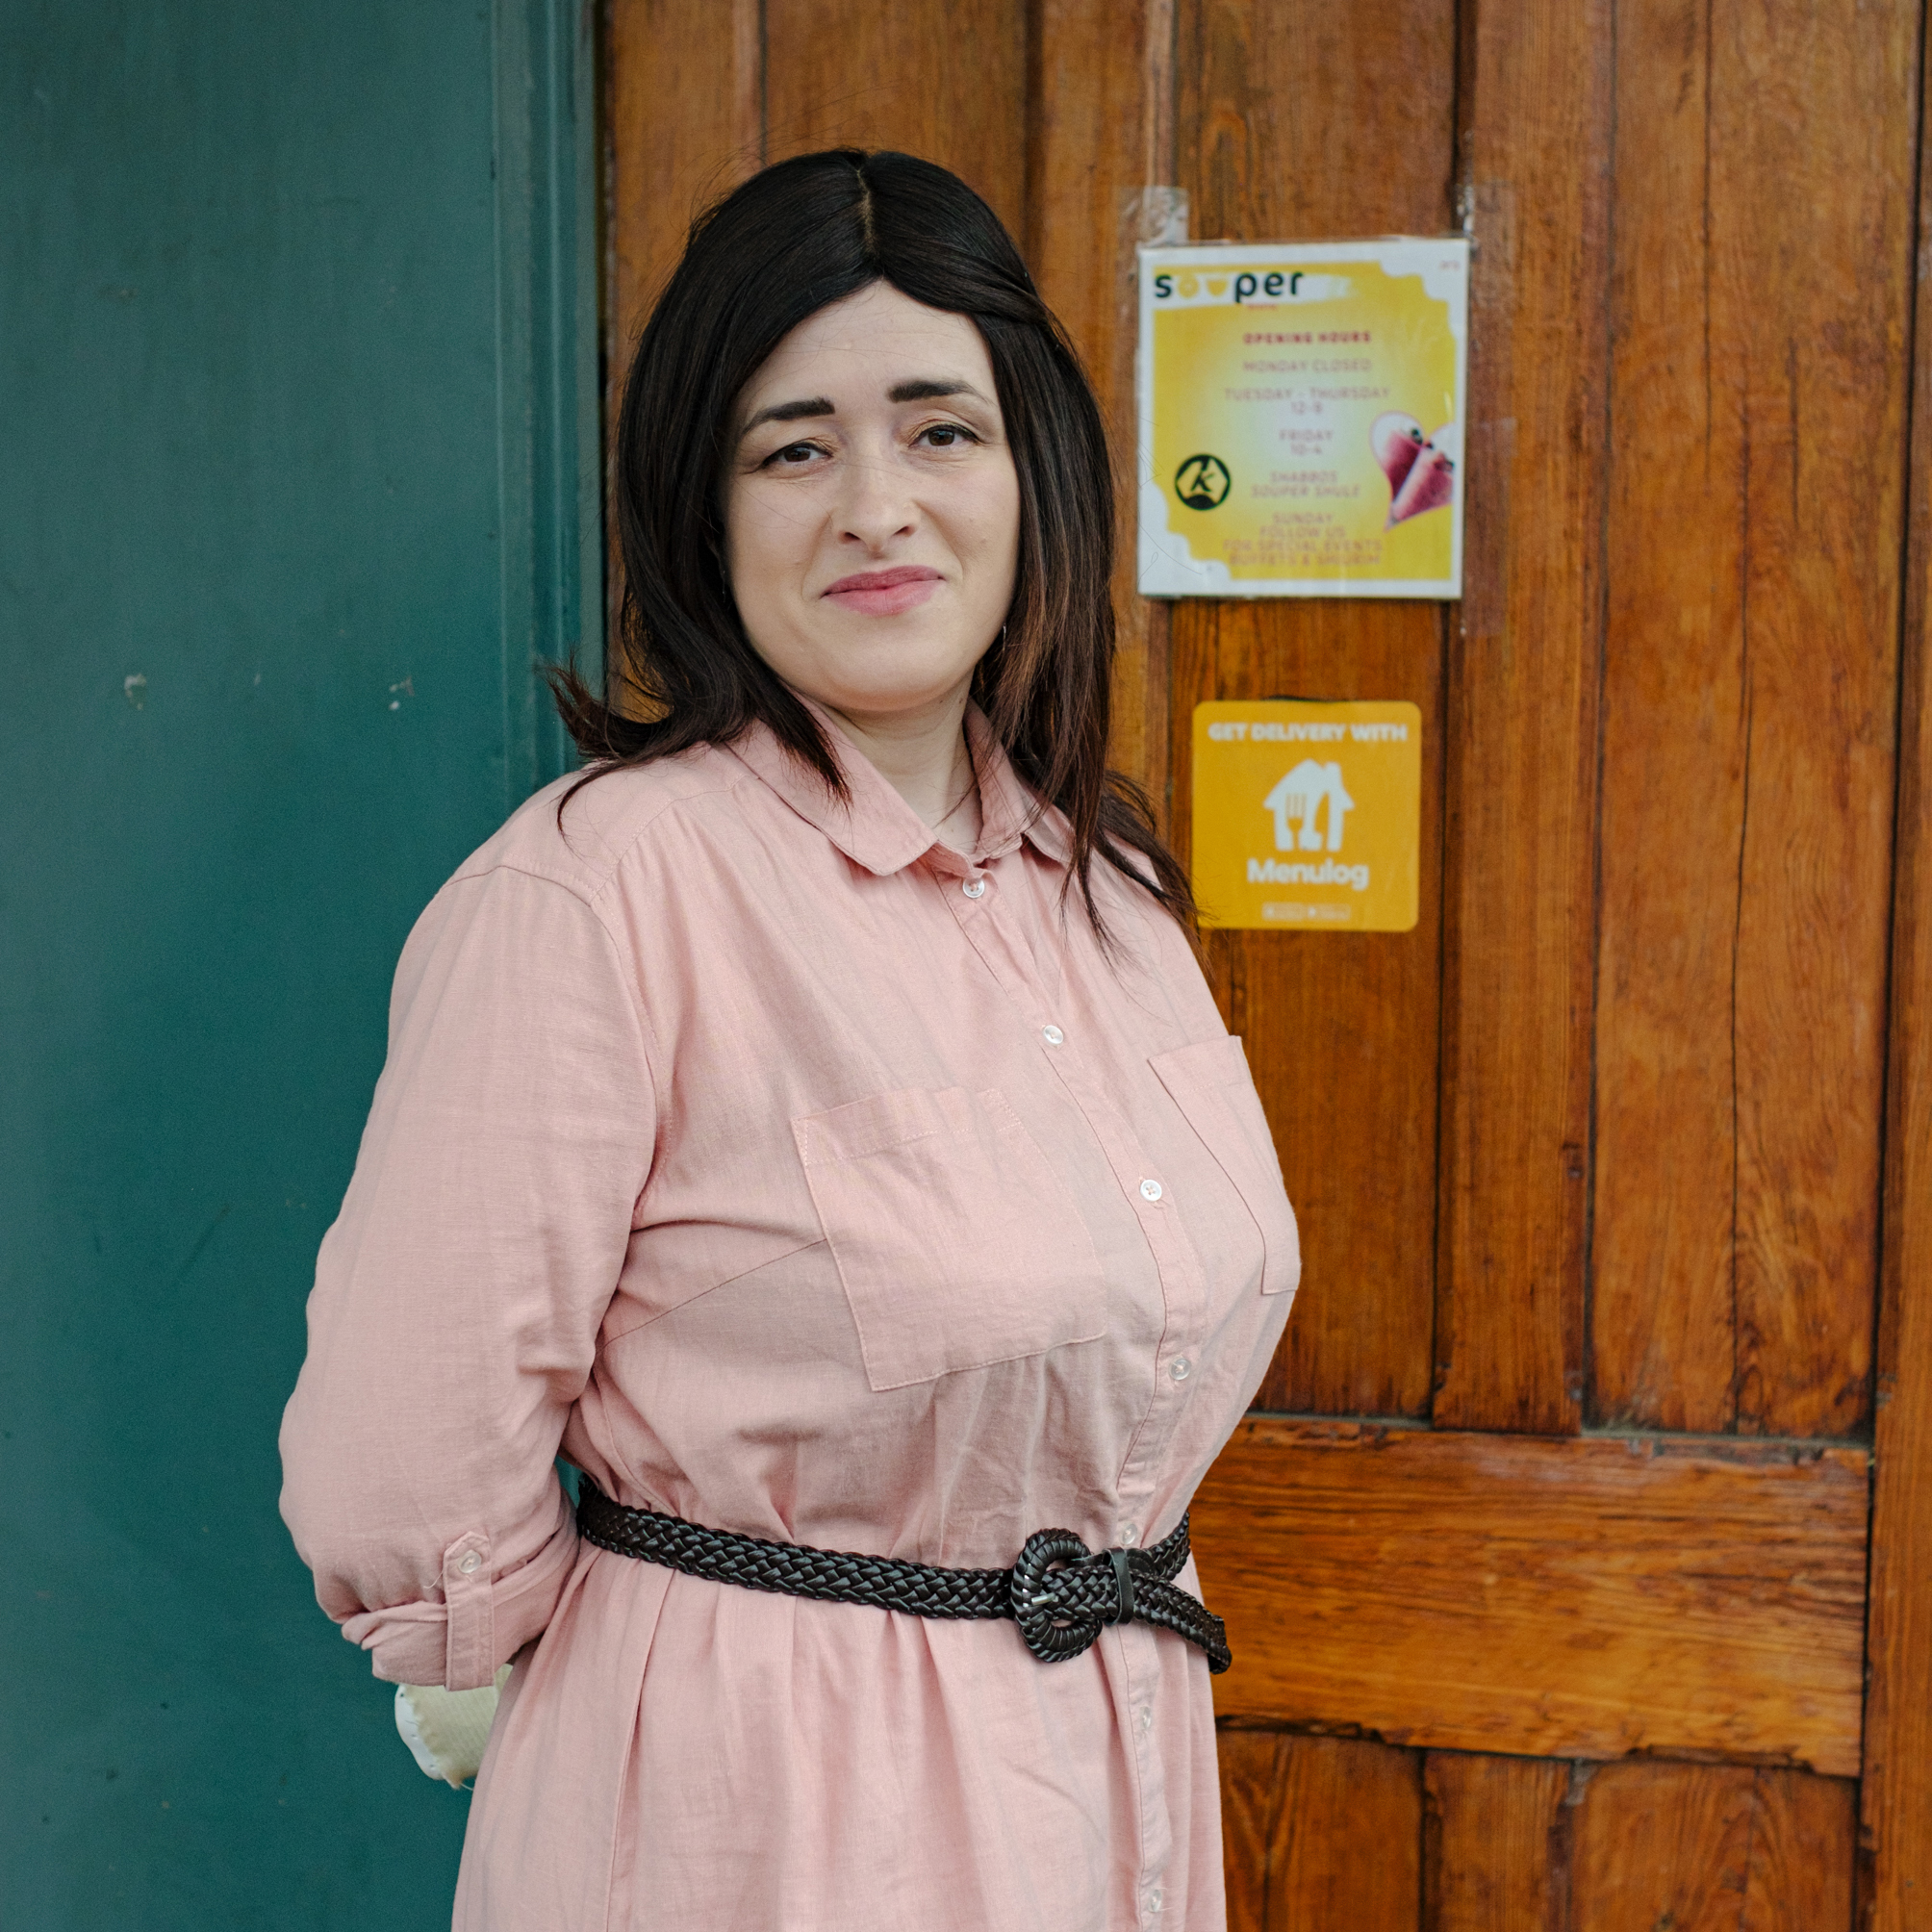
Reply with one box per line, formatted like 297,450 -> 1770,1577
1008,1528 -> 1134,1664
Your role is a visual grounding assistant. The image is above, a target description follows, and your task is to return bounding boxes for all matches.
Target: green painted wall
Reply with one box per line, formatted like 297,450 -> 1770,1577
0,2 -> 599,1922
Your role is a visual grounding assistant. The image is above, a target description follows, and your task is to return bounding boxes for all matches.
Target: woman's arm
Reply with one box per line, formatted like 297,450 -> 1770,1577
278,862 -> 654,1688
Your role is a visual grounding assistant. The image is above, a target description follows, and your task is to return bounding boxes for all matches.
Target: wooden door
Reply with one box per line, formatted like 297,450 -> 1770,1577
605,4 -> 1932,1921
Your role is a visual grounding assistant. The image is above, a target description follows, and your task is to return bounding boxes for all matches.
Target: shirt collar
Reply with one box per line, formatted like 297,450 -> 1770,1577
725,699 -> 1069,877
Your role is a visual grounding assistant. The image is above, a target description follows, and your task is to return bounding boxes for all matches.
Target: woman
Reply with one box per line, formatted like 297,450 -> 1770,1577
281,149 -> 1298,1931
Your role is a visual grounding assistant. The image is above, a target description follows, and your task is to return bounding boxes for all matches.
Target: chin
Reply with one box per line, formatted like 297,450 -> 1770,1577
802,641 -> 985,717
820,678 -> 975,720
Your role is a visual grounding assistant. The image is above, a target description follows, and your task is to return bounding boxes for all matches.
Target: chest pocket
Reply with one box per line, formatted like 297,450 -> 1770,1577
1151,1035 -> 1301,1299
794,1085 -> 1108,1390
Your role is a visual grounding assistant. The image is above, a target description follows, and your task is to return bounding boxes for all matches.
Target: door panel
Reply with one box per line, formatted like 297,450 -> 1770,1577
1424,1753 -> 1570,1932
1593,0 -> 1909,1440
1195,1421 -> 1867,1772
1171,601 -> 1445,1416
604,1 -> 1932,1923
1029,0 -> 1177,818
1864,28 -> 1932,1906
1173,0 -> 1453,1421
1221,1733 -> 1423,1932
1434,0 -> 1611,1438
1426,1757 -> 1860,1932
763,0 -> 1029,234
1568,1763 -> 1858,1932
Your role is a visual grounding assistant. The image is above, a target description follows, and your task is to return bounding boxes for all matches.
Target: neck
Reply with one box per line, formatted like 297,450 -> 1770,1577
815,687 -> 979,834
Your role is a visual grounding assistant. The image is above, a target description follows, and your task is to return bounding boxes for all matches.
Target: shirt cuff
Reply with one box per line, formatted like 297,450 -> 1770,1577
341,1513 -> 580,1689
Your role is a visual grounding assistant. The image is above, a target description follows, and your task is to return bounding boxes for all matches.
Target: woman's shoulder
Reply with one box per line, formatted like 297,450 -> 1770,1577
448,744 -> 749,906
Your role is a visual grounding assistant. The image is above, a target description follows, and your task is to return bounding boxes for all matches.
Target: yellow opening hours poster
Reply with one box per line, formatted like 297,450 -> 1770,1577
1137,239 -> 1469,599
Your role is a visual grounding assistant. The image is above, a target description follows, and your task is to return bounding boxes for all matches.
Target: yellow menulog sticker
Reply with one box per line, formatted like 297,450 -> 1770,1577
1192,699 -> 1421,931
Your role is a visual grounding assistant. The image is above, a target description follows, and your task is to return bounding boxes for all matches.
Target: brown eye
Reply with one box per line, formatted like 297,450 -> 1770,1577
920,423 -> 974,448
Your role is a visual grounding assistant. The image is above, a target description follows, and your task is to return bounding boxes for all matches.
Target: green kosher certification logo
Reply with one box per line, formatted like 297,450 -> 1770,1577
1174,452 -> 1231,510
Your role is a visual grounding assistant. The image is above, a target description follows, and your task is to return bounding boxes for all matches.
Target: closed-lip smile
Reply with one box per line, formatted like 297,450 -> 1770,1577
822,565 -> 943,615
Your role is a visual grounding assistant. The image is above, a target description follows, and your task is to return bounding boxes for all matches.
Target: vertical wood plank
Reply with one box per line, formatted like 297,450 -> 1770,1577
1718,0 -> 1907,1443
1863,12 -> 1932,1919
1570,1761 -> 1758,1932
1589,0 -> 1741,1434
1030,0 -> 1178,805
606,0 -> 761,359
1741,1769 -> 1858,1932
1431,0 -> 1611,1435
602,0 -> 761,672
1170,0 -> 1456,1419
1270,1735 -> 1423,1930
1219,1731 -> 1423,1931
1424,1751 -> 1567,1932
1592,0 -> 1911,1437
762,0 -> 1029,241
1567,1762 -> 1855,1932
1219,1728 -> 1285,1932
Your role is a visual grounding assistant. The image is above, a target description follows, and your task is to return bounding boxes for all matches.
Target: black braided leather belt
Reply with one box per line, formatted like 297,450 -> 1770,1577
576,1482 -> 1231,1674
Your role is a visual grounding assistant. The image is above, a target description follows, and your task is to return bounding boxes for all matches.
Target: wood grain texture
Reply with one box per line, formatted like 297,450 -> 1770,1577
602,0 -> 758,664
1422,1754 -> 1856,1930
1192,1418 -> 1868,1774
1737,1767 -> 1860,1932
1591,0 -> 1910,1439
763,0 -> 1028,241
1425,1752 -> 1568,1932
606,0 -> 761,365
1219,1730 -> 1422,1932
1572,1762 -> 1758,1932
1219,1728 -> 1284,1932
1171,602 -> 1445,1417
1569,1762 -> 1855,1932
1167,0 -> 1455,1419
1861,12 -> 1932,1920
1028,0 -> 1177,805
1432,0 -> 1611,1434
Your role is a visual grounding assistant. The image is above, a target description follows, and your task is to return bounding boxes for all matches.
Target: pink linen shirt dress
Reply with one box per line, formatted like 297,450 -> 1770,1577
279,703 -> 1300,1931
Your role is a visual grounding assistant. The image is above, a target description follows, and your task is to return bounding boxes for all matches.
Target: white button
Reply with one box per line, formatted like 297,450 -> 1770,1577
1139,1178 -> 1162,1202
1150,1889 -> 1164,1913
457,1551 -> 481,1575
1120,1523 -> 1139,1546
1139,1705 -> 1154,1734
1041,1025 -> 1064,1046
961,877 -> 985,899
1170,1358 -> 1191,1383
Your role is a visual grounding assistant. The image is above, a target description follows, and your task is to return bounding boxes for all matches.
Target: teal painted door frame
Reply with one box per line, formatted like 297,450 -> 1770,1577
495,0 -> 606,804
0,2 -> 600,1923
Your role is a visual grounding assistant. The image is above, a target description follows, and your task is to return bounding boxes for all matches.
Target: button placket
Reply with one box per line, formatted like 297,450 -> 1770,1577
942,878 -> 1210,1504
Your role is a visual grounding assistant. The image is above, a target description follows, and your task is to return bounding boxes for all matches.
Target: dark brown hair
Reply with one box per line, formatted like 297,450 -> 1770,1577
551,147 -> 1192,935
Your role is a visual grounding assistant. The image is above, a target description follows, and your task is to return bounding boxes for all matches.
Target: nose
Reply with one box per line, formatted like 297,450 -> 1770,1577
833,445 -> 917,552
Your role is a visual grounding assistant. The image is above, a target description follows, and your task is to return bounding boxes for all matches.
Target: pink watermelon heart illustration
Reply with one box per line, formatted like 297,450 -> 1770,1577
1387,436 -> 1455,527
1370,412 -> 1428,496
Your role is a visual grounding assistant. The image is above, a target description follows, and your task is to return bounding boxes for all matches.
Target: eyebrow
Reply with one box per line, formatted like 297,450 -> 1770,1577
739,395 -> 835,436
738,377 -> 992,439
887,378 -> 988,404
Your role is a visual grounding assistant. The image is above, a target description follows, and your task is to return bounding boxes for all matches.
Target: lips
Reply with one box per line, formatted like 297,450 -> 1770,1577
821,565 -> 943,617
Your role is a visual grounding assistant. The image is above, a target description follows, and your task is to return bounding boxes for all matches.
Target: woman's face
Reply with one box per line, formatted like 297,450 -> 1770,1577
724,281 -> 1021,728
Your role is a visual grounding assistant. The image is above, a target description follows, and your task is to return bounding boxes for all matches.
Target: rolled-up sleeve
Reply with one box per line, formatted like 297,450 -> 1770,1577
279,862 -> 653,1688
